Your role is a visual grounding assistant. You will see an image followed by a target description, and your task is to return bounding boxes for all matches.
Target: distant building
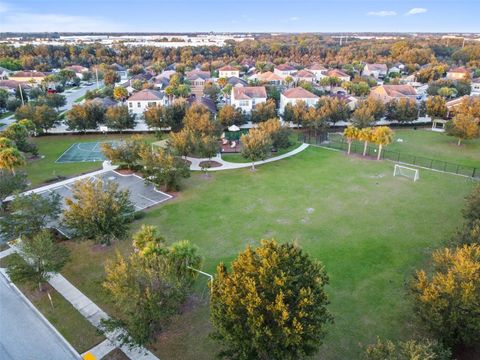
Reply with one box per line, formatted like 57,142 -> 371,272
446,67 -> 471,80
293,70 -> 316,83
186,70 -> 211,98
9,71 -> 46,84
369,84 -> 417,103
65,65 -> 89,79
250,71 -> 285,86
306,64 -> 328,80
363,64 -> 388,79
279,87 -> 319,114
326,69 -> 351,82
126,89 -> 168,115
230,86 -> 267,113
0,80 -> 31,93
274,64 -> 297,78
219,65 -> 240,79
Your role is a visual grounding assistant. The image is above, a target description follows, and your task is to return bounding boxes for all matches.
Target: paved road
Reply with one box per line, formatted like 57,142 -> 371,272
60,81 -> 104,112
0,272 -> 80,360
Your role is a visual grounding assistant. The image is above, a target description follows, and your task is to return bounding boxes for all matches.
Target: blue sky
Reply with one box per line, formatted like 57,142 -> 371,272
0,1 -> 478,33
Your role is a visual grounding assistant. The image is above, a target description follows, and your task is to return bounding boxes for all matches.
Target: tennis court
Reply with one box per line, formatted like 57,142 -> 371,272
36,170 -> 172,237
55,141 -> 120,163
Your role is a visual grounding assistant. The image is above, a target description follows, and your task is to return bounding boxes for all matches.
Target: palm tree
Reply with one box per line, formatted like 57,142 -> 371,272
372,126 -> 394,160
343,126 -> 359,155
358,127 -> 373,156
0,147 -> 25,175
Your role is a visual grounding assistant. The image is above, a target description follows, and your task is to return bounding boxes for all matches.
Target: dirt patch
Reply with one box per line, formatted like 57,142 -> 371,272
179,158 -> 192,167
199,160 -> 222,168
101,348 -> 129,360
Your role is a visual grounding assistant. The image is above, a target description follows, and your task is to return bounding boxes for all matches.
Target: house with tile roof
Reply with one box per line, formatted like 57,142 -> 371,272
65,65 -> 89,79
250,71 -> 285,86
186,70 -> 211,98
126,89 -> 168,115
219,65 -> 240,79
326,69 -> 351,82
363,64 -> 388,79
231,86 -> 267,113
9,71 -> 46,84
227,76 -> 248,87
446,67 -> 471,80
274,64 -> 297,78
294,70 -> 316,83
279,87 -> 319,114
369,84 -> 417,103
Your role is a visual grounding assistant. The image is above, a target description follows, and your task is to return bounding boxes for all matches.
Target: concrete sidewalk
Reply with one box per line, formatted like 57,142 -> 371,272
186,143 -> 309,171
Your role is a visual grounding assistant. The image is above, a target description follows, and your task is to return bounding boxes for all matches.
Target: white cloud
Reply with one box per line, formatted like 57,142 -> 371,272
367,10 -> 397,17
406,8 -> 427,15
0,13 -> 123,32
289,16 -> 300,21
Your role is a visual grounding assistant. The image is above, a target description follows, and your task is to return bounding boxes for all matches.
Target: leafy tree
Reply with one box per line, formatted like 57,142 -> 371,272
0,146 -> 25,175
0,88 -> 8,111
343,126 -> 359,154
352,106 -> 374,129
211,239 -> 332,360
0,192 -> 61,240
7,231 -> 70,291
385,99 -> 418,123
0,170 -> 27,208
217,104 -> 246,127
15,104 -> 58,133
140,147 -> 190,191
203,82 -> 220,104
358,127 -> 374,156
372,126 -> 394,160
63,179 -> 135,245
113,86 -> 128,101
426,96 -> 447,119
170,128 -> 195,159
66,102 -> 105,132
258,118 -> 291,150
44,93 -> 66,110
412,244 -> 480,350
184,104 -> 217,136
446,113 -> 480,146
198,135 -> 219,173
103,70 -> 120,86
316,96 -> 351,125
362,337 -> 451,360
251,99 -> 277,123
103,225 -> 201,346
105,105 -> 136,132
2,123 -> 33,154
101,135 -> 145,169
240,128 -> 272,170
452,185 -> 480,247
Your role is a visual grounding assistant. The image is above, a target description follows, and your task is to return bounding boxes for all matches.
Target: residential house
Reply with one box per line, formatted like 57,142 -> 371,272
369,84 -> 417,104
126,89 -> 168,116
152,75 -> 170,90
331,93 -> 359,111
471,78 -> 480,95
306,64 -> 328,80
250,71 -> 285,86
90,97 -> 117,109
279,87 -> 319,114
446,95 -> 470,117
65,65 -> 89,79
274,64 -> 297,78
219,65 -> 240,79
227,76 -> 248,87
230,86 -> 267,113
188,96 -> 217,116
9,71 -> 46,84
0,80 -> 31,94
363,64 -> 388,79
186,70 -> 211,98
111,63 -> 128,80
446,67 -> 471,80
293,70 -> 316,84
326,69 -> 350,82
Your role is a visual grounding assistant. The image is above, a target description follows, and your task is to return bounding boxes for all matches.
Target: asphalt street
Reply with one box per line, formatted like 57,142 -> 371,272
0,272 -> 80,360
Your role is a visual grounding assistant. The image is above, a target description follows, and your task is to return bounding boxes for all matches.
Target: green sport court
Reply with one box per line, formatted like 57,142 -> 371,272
55,141 -> 120,163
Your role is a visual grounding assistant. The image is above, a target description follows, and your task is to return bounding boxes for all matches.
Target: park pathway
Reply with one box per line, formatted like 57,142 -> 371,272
186,143 -> 309,171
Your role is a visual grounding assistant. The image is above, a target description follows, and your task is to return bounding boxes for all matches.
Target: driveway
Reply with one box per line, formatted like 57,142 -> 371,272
0,271 -> 80,360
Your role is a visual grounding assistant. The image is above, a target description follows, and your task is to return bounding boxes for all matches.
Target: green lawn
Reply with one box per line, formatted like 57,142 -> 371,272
331,128 -> 480,169
74,95 -> 86,103
1,255 -> 104,354
60,146 -> 476,359
0,111 -> 12,119
26,134 -> 155,187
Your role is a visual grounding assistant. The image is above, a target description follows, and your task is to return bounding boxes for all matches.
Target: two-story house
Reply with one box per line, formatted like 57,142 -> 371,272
363,63 -> 388,79
274,64 -> 297,78
369,84 -> 417,104
279,87 -> 319,114
126,89 -> 168,116
186,70 -> 211,98
230,86 -> 267,113
219,65 -> 240,79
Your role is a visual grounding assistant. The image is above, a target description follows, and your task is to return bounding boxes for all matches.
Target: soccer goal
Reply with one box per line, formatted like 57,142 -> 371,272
393,164 -> 419,182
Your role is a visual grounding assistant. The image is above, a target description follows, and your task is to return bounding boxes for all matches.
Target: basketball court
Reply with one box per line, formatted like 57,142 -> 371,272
55,141 -> 120,163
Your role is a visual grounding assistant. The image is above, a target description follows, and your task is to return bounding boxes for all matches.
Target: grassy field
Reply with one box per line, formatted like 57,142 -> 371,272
331,128 -> 480,168
26,134 -> 155,187
59,146 -> 476,359
0,255 -> 104,354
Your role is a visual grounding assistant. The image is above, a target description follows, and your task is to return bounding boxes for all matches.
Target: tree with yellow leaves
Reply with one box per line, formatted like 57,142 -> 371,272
343,126 -> 359,155
240,128 -> 272,170
446,113 -> 480,146
371,126 -> 394,160
210,239 -> 332,360
412,244 -> 480,350
357,127 -> 374,157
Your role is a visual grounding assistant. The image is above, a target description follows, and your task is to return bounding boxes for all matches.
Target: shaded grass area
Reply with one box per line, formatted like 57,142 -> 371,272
26,134 -> 156,187
60,147 -> 475,359
331,128 -> 480,168
1,254 -> 105,354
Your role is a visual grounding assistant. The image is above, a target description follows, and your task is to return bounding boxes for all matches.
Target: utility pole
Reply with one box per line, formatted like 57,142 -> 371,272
18,84 -> 25,105
95,67 -> 99,90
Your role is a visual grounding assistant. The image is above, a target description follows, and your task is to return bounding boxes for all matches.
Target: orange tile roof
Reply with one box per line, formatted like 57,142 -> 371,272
282,87 -> 319,99
233,86 -> 267,100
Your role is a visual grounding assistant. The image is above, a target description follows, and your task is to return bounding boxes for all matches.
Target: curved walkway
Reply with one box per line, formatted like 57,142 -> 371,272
186,143 -> 309,171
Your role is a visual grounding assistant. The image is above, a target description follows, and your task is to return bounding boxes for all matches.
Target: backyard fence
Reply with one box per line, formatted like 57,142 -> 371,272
299,133 -> 479,179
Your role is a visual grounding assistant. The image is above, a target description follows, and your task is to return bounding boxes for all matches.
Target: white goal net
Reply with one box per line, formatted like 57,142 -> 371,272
393,164 -> 419,182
